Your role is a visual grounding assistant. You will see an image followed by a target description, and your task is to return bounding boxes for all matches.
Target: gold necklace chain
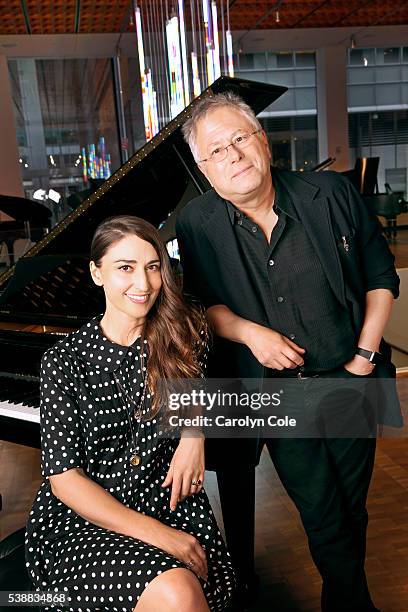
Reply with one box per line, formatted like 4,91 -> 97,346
112,351 -> 148,467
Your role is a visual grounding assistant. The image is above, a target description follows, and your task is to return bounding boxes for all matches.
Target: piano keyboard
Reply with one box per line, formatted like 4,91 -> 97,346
0,375 -> 40,424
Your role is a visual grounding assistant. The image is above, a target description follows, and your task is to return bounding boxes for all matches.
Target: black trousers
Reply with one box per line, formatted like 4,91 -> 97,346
216,372 -> 378,611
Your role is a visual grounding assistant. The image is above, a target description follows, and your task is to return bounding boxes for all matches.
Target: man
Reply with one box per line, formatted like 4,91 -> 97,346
176,92 -> 400,611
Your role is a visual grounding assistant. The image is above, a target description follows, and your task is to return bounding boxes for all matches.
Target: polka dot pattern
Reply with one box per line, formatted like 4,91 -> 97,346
25,315 -> 235,611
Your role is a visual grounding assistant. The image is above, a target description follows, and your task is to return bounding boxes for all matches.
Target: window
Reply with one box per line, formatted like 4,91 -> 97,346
8,58 -> 120,215
349,49 -> 375,66
348,110 -> 408,197
276,52 -> 294,69
260,115 -> 318,171
238,53 -> 254,69
377,48 -> 401,64
268,52 -> 294,69
295,51 -> 316,68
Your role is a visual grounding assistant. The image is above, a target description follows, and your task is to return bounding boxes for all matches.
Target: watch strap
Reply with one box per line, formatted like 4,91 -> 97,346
356,347 -> 382,365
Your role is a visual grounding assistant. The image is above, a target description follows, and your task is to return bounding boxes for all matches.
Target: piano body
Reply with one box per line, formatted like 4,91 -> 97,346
0,76 -> 287,449
0,195 -> 52,268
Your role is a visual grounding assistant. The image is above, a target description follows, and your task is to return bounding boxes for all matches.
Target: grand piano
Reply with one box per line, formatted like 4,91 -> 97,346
0,76 -> 287,449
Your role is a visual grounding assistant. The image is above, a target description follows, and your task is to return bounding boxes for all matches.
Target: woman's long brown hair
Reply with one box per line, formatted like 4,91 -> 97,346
90,215 -> 208,413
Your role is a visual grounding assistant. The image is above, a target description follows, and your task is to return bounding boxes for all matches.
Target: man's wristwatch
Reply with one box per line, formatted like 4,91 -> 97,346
355,347 -> 382,365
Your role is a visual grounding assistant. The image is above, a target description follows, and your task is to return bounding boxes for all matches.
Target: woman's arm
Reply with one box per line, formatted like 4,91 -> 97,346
49,467 -> 208,580
162,435 -> 205,511
50,467 -> 157,539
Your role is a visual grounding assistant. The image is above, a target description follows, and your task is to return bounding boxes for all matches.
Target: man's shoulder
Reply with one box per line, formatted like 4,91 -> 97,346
177,188 -> 219,228
304,169 -> 348,191
276,167 -> 348,195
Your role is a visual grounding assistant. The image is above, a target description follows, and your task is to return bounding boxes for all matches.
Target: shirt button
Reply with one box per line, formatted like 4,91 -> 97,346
289,333 -> 296,340
277,296 -> 284,303
251,226 -> 258,233
235,211 -> 241,218
268,259 -> 274,266
237,219 -> 243,226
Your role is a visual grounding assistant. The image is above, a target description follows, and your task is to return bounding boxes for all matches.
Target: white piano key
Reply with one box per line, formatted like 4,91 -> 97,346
0,400 -> 40,424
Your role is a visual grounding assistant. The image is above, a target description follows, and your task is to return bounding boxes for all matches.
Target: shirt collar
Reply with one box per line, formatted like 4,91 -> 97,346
70,314 -> 143,372
224,166 -> 299,225
273,170 -> 298,221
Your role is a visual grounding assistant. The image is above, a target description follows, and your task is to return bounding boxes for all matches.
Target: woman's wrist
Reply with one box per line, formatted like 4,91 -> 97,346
129,511 -> 166,543
180,426 -> 205,439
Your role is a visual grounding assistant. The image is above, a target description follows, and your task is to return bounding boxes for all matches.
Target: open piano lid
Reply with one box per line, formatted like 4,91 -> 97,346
0,76 -> 287,327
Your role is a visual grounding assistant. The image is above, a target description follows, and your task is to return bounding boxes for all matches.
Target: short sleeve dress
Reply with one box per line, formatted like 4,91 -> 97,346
25,315 -> 235,611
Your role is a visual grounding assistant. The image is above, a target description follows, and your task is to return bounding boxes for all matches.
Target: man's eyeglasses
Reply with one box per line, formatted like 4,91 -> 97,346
197,129 -> 262,164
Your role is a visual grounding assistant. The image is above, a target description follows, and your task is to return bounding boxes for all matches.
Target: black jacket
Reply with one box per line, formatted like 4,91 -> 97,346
176,168 -> 402,465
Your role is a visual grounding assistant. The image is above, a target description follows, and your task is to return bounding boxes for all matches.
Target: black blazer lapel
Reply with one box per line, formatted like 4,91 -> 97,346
298,196 -> 347,307
275,169 -> 347,307
200,193 -> 268,324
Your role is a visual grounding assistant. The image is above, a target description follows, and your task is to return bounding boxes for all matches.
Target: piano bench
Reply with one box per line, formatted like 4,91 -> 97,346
0,527 -> 39,611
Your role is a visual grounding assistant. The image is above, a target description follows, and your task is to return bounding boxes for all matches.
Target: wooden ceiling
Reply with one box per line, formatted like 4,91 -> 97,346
0,0 -> 407,36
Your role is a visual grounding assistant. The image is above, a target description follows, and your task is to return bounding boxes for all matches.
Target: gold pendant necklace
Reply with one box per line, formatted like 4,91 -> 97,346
130,454 -> 141,466
113,349 -> 148,467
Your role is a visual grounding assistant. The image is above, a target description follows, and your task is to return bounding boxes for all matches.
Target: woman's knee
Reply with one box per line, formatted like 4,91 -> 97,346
135,568 -> 207,611
160,569 -> 203,608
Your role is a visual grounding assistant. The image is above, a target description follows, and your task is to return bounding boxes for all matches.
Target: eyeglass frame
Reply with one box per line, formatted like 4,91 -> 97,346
197,128 -> 263,164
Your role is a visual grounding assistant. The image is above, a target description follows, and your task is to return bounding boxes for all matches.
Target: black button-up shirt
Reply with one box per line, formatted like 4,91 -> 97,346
225,173 -> 356,373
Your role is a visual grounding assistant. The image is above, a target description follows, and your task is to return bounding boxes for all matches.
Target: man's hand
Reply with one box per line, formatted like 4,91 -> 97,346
244,322 -> 305,370
343,354 -> 375,376
162,436 -> 205,511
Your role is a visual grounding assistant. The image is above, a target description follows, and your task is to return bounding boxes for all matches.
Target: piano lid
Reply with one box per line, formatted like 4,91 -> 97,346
0,76 -> 287,326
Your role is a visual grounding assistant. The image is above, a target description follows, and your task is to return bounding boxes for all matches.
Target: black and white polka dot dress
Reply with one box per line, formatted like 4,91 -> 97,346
25,315 -> 235,611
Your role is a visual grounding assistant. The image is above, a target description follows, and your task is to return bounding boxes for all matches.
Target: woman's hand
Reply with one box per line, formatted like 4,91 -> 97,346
162,434 -> 205,511
152,523 -> 208,581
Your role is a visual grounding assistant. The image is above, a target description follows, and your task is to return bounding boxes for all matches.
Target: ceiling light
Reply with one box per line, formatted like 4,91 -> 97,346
275,10 -> 280,23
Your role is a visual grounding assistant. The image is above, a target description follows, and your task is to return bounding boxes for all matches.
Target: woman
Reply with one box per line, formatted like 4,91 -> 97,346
25,215 -> 235,612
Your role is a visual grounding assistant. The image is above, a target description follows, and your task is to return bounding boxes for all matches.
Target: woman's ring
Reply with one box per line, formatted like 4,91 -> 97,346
186,560 -> 195,570
191,479 -> 202,486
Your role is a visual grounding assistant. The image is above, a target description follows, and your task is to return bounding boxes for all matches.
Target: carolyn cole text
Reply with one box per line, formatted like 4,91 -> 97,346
168,414 -> 297,429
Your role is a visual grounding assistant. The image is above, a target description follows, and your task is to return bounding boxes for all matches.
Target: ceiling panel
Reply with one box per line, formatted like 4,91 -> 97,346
0,0 -> 28,34
0,0 -> 407,35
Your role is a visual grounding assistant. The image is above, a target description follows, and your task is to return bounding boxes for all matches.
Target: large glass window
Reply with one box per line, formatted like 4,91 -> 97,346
8,58 -> 120,224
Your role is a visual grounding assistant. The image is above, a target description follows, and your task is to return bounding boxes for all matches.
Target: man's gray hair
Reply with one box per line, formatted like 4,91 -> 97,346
182,91 -> 262,162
